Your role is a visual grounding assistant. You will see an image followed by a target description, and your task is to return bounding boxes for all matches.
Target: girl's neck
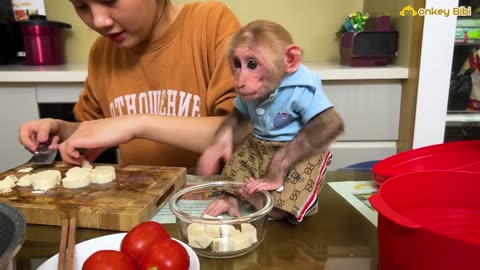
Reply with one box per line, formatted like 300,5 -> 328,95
132,3 -> 184,53
151,3 -> 183,42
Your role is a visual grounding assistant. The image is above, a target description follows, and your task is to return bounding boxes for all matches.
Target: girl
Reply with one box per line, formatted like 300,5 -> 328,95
19,0 -> 241,169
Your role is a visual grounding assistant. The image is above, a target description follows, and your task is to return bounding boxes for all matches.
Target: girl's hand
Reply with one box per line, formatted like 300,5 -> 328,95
59,117 -> 136,166
18,118 -> 60,153
197,131 -> 233,176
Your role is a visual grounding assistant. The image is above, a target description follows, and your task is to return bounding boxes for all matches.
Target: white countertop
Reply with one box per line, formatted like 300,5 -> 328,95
0,62 -> 409,82
0,64 -> 88,82
306,62 -> 409,80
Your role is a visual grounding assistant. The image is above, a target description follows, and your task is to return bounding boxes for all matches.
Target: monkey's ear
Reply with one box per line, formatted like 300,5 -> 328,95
285,45 -> 302,74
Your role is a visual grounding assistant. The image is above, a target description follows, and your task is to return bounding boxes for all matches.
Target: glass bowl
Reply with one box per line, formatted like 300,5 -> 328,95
168,181 -> 273,259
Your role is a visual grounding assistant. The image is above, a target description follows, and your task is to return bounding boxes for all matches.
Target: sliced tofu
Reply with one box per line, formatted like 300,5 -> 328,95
241,223 -> 258,244
189,232 -> 215,249
219,224 -> 240,238
244,232 -> 258,244
17,167 -> 34,173
3,175 -> 18,183
17,174 -> 32,187
230,234 -> 254,251
227,227 -> 242,238
212,237 -> 235,252
81,158 -> 92,169
188,223 -> 206,236
66,166 -> 91,177
89,168 -> 115,184
93,165 -> 115,172
0,175 -> 17,194
0,188 -> 13,194
205,224 -> 221,238
30,170 -> 61,191
62,174 -> 90,189
187,223 -> 214,249
187,221 -> 258,252
240,223 -> 256,234
60,165 -> 115,188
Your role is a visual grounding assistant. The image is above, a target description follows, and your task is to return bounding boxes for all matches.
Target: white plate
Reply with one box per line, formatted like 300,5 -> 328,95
37,233 -> 200,270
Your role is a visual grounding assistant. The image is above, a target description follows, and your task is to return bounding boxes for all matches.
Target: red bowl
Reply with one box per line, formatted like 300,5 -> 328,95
372,140 -> 480,185
370,170 -> 480,270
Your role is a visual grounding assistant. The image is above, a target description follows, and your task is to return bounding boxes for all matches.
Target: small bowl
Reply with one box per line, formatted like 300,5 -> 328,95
169,181 -> 273,259
0,203 -> 26,270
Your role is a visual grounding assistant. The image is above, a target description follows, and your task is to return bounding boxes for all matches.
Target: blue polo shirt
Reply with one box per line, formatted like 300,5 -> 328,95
234,64 -> 333,141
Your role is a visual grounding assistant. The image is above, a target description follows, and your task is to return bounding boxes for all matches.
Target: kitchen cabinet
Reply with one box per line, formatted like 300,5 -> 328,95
0,84 -> 39,170
323,80 -> 402,169
0,63 -> 408,171
324,80 -> 401,141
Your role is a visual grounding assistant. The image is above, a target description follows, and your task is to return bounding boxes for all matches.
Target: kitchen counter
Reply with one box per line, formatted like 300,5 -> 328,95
0,62 -> 408,82
16,169 -> 378,270
0,64 -> 88,82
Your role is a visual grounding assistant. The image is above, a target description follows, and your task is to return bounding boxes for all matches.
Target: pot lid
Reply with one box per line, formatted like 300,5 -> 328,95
18,15 -> 72,29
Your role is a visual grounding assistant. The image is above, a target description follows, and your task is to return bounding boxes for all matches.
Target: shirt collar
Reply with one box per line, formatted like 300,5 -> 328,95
256,64 -> 315,106
278,64 -> 317,90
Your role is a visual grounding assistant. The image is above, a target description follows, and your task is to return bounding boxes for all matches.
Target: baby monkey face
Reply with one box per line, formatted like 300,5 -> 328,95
231,45 -> 278,102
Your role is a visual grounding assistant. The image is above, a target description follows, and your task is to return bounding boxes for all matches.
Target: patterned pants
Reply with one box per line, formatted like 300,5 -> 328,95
222,134 -> 331,222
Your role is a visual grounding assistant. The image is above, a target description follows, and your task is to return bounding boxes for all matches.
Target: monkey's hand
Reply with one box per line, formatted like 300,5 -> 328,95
245,108 -> 344,192
203,195 -> 241,217
242,176 -> 284,194
197,131 -> 234,176
242,146 -> 289,194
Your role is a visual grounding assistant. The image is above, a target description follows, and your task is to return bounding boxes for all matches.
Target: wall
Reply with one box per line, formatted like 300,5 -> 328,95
363,0 -> 415,67
43,0 -> 363,64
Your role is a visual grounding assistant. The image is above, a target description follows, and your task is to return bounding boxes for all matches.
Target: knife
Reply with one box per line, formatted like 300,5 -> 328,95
27,144 -> 58,165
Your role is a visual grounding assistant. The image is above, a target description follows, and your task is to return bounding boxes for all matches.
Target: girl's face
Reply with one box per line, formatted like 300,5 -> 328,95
69,0 -> 165,48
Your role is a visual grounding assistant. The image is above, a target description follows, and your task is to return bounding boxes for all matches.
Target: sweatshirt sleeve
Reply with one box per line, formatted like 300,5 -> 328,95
73,77 -> 105,122
204,3 -> 241,116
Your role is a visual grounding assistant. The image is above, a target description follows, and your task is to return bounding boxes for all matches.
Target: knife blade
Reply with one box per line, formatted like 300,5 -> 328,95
27,144 -> 58,165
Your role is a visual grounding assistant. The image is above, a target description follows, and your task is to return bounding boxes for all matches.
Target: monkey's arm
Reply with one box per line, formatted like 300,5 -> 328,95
197,109 -> 250,176
244,107 -> 344,192
269,107 -> 343,179
218,108 -> 251,147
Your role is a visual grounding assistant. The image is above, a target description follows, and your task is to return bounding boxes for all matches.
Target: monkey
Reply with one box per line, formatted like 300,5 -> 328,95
197,20 -> 344,223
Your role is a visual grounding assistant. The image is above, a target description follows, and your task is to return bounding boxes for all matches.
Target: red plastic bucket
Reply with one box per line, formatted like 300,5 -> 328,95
370,170 -> 480,270
372,140 -> 480,185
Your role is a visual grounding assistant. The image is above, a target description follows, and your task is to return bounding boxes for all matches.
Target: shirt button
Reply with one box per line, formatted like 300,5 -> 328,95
256,108 -> 265,115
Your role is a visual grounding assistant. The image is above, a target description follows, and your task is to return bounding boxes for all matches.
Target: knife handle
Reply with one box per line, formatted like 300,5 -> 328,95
36,143 -> 50,153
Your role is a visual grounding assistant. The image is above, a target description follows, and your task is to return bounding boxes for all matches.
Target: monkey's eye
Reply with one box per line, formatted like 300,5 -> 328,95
247,60 -> 257,69
233,59 -> 241,69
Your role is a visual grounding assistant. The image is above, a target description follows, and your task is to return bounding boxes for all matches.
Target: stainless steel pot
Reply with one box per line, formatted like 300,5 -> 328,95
0,203 -> 26,270
18,15 -> 71,65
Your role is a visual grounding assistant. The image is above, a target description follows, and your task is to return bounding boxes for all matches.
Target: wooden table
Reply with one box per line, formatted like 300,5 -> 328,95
15,170 -> 378,270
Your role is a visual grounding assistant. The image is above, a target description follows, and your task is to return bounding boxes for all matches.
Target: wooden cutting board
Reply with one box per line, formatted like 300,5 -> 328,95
0,162 -> 186,231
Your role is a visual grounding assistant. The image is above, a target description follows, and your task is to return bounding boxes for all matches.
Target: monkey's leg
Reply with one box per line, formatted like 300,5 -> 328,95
272,151 -> 331,223
203,134 -> 264,218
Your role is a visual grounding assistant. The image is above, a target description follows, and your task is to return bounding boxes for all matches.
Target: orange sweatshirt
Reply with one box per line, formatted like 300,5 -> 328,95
73,1 -> 240,168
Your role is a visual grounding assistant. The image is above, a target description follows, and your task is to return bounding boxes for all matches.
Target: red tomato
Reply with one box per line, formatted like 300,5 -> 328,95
138,239 -> 190,270
120,221 -> 170,264
82,250 -> 137,270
